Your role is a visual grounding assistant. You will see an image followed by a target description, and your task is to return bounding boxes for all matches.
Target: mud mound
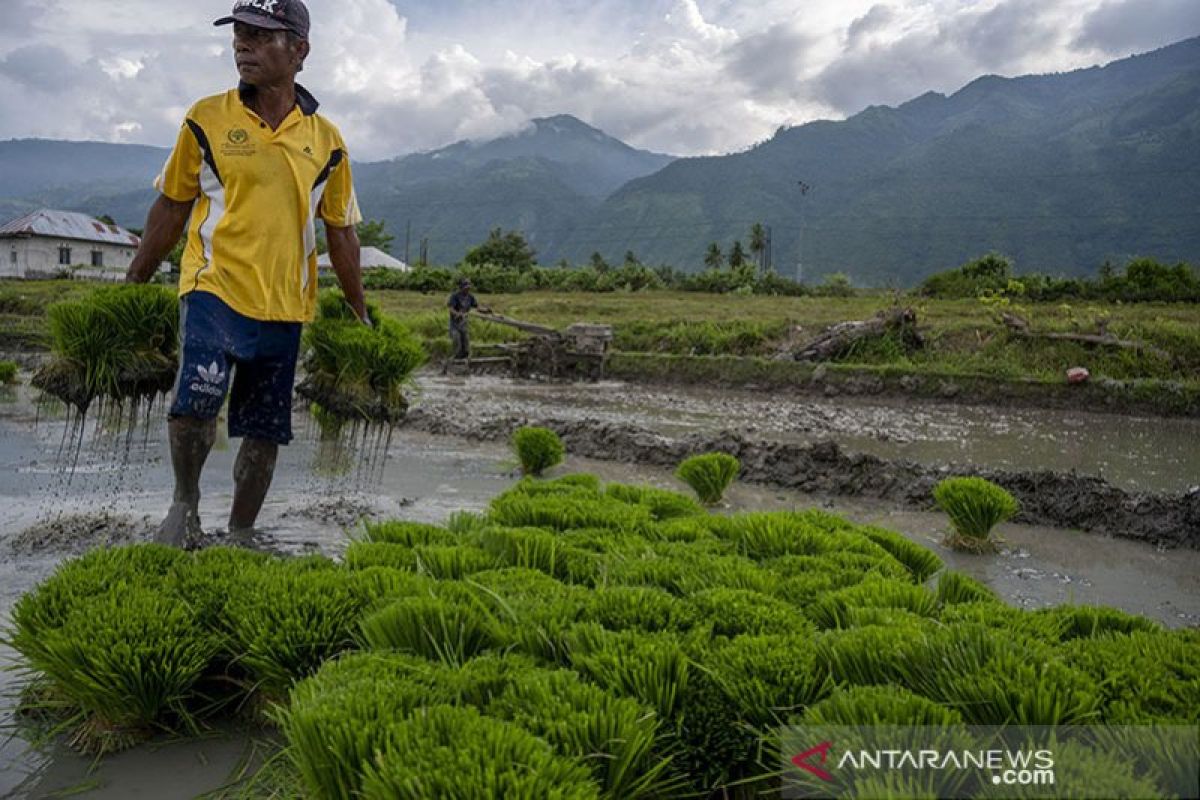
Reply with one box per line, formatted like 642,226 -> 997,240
5,512 -> 153,557
281,495 -> 399,529
403,410 -> 1200,548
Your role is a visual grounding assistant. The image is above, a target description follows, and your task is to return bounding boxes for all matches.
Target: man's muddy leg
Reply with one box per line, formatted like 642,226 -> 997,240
157,416 -> 217,546
229,437 -> 279,535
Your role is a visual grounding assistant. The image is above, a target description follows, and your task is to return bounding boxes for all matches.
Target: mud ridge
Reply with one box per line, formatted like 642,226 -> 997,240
403,409 -> 1200,548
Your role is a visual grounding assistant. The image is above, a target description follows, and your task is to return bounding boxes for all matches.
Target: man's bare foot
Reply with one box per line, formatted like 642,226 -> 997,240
156,502 -> 201,548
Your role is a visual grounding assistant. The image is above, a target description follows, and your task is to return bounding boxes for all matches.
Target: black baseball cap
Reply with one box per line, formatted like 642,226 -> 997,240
215,0 -> 310,38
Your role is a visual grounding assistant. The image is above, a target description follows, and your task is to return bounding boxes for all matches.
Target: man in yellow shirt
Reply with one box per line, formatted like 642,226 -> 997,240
126,0 -> 369,547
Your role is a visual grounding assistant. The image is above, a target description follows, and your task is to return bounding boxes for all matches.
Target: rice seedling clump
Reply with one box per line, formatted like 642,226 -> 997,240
512,425 -> 566,476
32,284 -> 178,411
7,473 -> 1200,799
0,360 -> 17,384
675,451 -> 740,505
298,290 -> 425,424
933,476 -> 1020,552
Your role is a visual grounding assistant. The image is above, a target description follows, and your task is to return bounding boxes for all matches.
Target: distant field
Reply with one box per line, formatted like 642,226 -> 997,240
3,281 -> 1198,389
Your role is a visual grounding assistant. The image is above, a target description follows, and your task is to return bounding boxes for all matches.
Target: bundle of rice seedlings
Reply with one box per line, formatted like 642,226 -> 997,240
586,586 -> 697,633
361,519 -> 456,547
297,290 -> 425,424
932,476 -> 1019,553
512,426 -> 566,477
485,667 -> 681,799
802,684 -> 962,726
506,474 -> 602,498
814,624 -> 927,687
605,544 -> 773,597
806,576 -> 940,630
280,651 -> 443,799
359,705 -> 602,800
938,602 -> 1069,646
477,526 -> 598,584
0,360 -> 17,385
489,493 -> 654,536
565,624 -> 690,720
674,452 -> 740,505
935,570 -> 1001,606
856,525 -> 944,583
343,541 -> 418,572
465,568 -> 592,662
220,560 -> 366,703
359,594 -> 509,667
687,588 -> 813,638
1062,631 -> 1200,722
603,483 -> 705,521
1037,604 -> 1161,640
8,583 -> 216,754
32,284 -> 178,411
411,544 -> 498,579
702,634 -> 831,726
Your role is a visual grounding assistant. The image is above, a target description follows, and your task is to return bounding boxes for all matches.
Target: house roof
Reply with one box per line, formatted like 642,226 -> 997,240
0,209 -> 141,247
318,246 -> 409,271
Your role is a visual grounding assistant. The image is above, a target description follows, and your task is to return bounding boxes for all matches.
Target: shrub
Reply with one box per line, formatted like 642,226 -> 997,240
359,705 -> 602,799
0,360 -> 17,384
932,476 -> 1019,552
512,426 -> 566,476
33,284 -> 178,411
675,452 -> 740,505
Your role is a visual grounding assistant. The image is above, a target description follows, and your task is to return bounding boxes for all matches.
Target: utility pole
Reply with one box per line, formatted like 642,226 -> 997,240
419,237 -> 429,268
405,220 -> 412,266
796,180 -> 810,284
765,225 -> 774,273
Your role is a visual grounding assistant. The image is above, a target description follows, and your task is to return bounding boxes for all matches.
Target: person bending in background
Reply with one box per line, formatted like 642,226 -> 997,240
447,278 -> 492,362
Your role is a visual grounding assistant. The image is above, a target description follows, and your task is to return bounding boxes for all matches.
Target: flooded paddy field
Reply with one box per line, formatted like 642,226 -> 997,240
1,372 -> 1198,797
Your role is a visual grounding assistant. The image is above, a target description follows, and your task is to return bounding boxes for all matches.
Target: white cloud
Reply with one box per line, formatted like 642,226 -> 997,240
0,0 -> 1195,159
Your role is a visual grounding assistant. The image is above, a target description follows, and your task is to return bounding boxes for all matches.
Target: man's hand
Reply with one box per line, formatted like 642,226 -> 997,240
126,195 -> 193,283
326,222 -> 370,321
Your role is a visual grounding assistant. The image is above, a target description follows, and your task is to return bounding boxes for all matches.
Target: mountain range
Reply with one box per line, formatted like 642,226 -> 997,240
1,36 -> 1197,285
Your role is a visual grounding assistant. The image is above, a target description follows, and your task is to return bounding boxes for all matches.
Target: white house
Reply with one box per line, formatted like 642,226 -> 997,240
317,245 -> 409,272
0,209 -> 141,280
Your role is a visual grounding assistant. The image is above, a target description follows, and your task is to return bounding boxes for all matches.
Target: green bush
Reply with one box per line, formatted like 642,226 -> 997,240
0,360 -> 17,384
33,284 -> 178,410
675,452 -> 740,505
360,705 -> 602,799
512,426 -> 566,476
932,476 -> 1019,552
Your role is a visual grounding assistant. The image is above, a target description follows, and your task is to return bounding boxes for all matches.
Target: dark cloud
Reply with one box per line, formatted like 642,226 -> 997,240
946,0 -> 1061,71
1075,0 -> 1200,53
847,5 -> 895,49
724,22 -> 813,99
0,45 -> 86,93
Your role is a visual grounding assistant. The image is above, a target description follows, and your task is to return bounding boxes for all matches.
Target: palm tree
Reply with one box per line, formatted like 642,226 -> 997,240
749,223 -> 766,271
730,240 -> 747,269
704,242 -> 724,270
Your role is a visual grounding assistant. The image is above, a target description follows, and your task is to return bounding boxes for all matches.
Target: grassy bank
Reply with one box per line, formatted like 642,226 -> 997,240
4,281 -> 1198,411
8,475 -> 1198,798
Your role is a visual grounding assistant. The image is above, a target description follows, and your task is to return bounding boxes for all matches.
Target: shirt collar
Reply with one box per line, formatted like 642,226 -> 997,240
237,81 -> 320,116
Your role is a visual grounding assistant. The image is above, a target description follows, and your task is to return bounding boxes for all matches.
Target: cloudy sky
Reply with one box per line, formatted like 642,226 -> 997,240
0,0 -> 1196,160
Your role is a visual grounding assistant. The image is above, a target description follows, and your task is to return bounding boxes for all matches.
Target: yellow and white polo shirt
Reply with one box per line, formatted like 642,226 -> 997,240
155,83 -> 362,322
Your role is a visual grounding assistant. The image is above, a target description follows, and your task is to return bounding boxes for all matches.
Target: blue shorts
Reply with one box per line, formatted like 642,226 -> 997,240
169,291 -> 302,445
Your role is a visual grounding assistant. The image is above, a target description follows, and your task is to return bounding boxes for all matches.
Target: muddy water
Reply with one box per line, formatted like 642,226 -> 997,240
415,375 -> 1200,494
1,375 -> 1199,797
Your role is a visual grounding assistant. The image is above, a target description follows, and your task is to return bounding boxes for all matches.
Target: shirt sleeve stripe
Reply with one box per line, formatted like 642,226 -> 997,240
185,119 -> 222,186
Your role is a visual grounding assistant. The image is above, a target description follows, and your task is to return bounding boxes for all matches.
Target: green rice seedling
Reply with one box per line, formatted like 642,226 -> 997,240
361,519 -> 456,547
806,576 -> 940,630
343,541 -> 417,571
299,289 -> 426,424
840,606 -> 932,628
647,516 -> 724,544
932,476 -> 1019,552
587,586 -> 697,633
565,623 -> 690,720
465,568 -> 592,662
687,588 -> 813,638
411,544 -> 498,579
814,625 -> 927,687
939,602 -> 1069,645
10,583 -> 217,754
702,634 -> 832,726
447,510 -> 488,535
345,567 -> 433,613
507,474 -> 601,498
280,651 -> 446,800
1035,604 -> 1161,640
605,544 -> 774,597
477,526 -> 599,584
34,284 -> 179,411
802,685 -> 963,726
220,561 -> 366,702
971,739 -> 1167,800
359,705 -> 602,800
856,525 -> 944,583
560,527 -> 647,554
487,668 -> 682,800
1062,631 -> 1200,722
358,594 -> 508,667
603,483 -> 706,521
675,452 -> 740,505
719,512 -> 838,560
489,493 -> 655,535
512,425 -> 566,477
936,570 -> 1001,606
0,360 -> 17,384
